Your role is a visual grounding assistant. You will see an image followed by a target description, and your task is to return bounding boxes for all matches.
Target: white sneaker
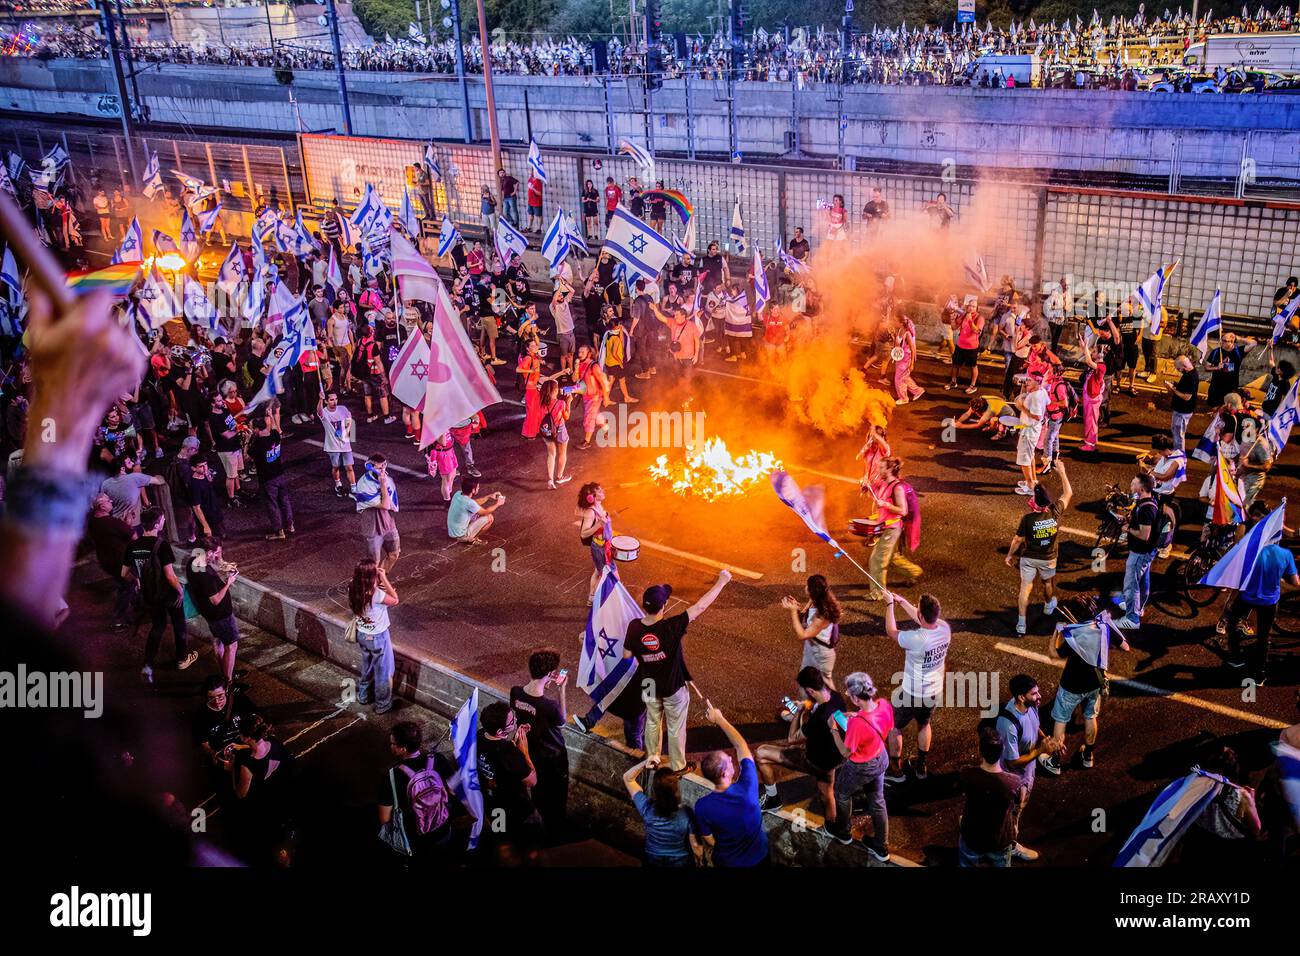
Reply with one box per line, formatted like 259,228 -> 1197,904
139,665 -> 154,685
1014,483 -> 1033,496
1011,843 -> 1040,861
1043,598 -> 1058,615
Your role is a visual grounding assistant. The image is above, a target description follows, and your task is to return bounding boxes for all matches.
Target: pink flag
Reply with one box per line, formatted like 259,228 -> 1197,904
389,230 -> 441,303
418,280 -> 502,449
389,329 -> 431,412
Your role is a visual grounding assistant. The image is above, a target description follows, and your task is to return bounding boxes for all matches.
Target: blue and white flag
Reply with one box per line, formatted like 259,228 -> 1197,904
266,278 -> 308,337
325,245 -> 344,302
1273,293 -> 1300,344
361,241 -> 385,278
752,246 -> 770,313
578,564 -> 643,694
152,229 -> 180,255
272,216 -> 297,254
196,202 -> 223,234
541,209 -> 570,272
292,209 -> 318,256
729,199 -> 747,256
423,143 -> 442,183
142,151 -> 163,199
779,245 -> 810,278
399,187 -> 421,238
112,216 -> 144,264
353,460 -> 399,513
603,207 -> 674,281
255,206 -> 280,236
963,253 -> 990,292
172,169 -> 206,194
1276,738 -> 1300,833
1200,499 -> 1287,589
242,275 -> 267,325
183,276 -> 219,332
494,215 -> 528,266
0,245 -> 19,300
407,22 -> 426,44
1114,769 -> 1229,867
217,243 -> 245,296
350,183 -> 385,236
246,309 -> 315,410
671,215 -> 696,257
179,210 -> 200,261
250,226 -> 270,275
771,470 -> 837,548
367,202 -> 394,244
1135,261 -> 1178,335
1268,377 -> 1300,453
1189,289 -> 1222,360
436,215 -> 462,259
527,138 -> 548,184
138,267 -> 180,329
337,213 -> 358,250
564,212 -> 589,256
1058,612 -> 1111,670
617,138 -> 655,176
448,688 -> 484,850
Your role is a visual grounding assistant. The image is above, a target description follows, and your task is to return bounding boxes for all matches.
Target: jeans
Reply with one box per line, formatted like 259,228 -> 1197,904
867,525 -> 921,596
1048,320 -> 1064,352
645,685 -> 691,771
114,576 -> 138,623
1171,411 -> 1192,452
503,195 -> 519,227
1002,353 -> 1024,399
1121,550 -> 1157,620
144,598 -> 189,667
357,628 -> 394,713
1040,418 -> 1063,462
832,750 -> 889,851
262,474 -> 294,533
958,835 -> 1013,867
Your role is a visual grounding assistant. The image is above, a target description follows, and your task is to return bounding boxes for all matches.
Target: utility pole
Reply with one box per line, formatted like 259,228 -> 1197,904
836,0 -> 851,169
726,0 -> 743,160
644,0 -> 662,158
475,0 -> 502,171
448,0 -> 473,143
324,0 -> 353,134
114,0 -> 143,121
97,0 -> 138,183
263,0 -> 275,52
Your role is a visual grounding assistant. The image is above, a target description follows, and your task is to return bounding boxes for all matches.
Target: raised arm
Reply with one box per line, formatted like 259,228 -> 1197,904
704,703 -> 751,763
687,569 -> 732,622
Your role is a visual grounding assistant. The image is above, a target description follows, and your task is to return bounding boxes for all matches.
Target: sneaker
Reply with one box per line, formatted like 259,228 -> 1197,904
1113,616 -> 1140,630
571,714 -> 590,734
1239,623 -> 1255,637
884,766 -> 907,784
634,372 -> 652,380
1038,753 -> 1061,775
1011,843 -> 1040,861
1157,546 -> 1172,560
334,483 -> 344,497
140,665 -> 154,685
1039,461 -> 1055,476
366,414 -> 378,424
913,388 -> 926,401
1043,598 -> 1058,615
154,447 -> 164,459
383,415 -> 397,425
1215,618 -> 1228,635
825,825 -> 855,845
1014,483 -> 1034,496
1111,596 -> 1127,611
964,385 -> 977,394
1080,749 -> 1096,769
912,762 -> 928,781
759,792 -> 783,812
1015,619 -> 1027,636
555,475 -> 573,486
864,842 -> 892,863
265,531 -> 286,541
177,651 -> 199,671
1226,658 -> 1247,669
577,441 -> 592,450
725,355 -> 740,362
491,358 -> 507,365
944,382 -> 955,390
467,465 -> 482,478
894,397 -> 909,406
1145,373 -> 1158,383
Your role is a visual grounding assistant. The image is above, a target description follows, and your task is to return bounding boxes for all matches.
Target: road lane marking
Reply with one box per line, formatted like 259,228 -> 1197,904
635,538 -> 764,580
1058,525 -> 1190,561
304,439 -> 426,477
993,642 -> 1290,729
294,714 -> 366,758
281,704 -> 349,745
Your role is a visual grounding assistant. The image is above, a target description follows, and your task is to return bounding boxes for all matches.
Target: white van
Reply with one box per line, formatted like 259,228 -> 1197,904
968,54 -> 1042,87
1182,32 -> 1300,74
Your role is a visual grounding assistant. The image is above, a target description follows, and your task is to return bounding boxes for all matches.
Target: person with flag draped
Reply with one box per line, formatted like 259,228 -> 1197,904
1039,612 -> 1129,776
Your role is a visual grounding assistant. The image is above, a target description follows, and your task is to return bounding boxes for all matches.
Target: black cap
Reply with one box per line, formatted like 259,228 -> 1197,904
642,584 -> 673,614
1032,484 -> 1054,510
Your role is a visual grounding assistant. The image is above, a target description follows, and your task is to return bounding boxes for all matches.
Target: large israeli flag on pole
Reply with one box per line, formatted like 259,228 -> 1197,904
1189,289 -> 1222,360
578,565 -> 642,693
527,138 -> 548,184
350,183 -> 384,236
436,216 -> 462,259
1135,260 -> 1178,335
1058,612 -> 1111,670
729,198 -> 747,256
494,215 -> 528,266
1200,499 -> 1287,589
771,470 -> 837,548
1114,769 -> 1228,866
753,246 -> 770,313
1273,293 -> 1300,344
1268,378 -> 1300,453
603,207 -> 674,281
564,212 -> 589,256
112,217 -> 144,264
448,688 -> 485,850
541,209 -> 570,272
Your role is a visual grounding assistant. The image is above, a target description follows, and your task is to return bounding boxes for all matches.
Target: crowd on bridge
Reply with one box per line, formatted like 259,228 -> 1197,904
14,6 -> 1298,89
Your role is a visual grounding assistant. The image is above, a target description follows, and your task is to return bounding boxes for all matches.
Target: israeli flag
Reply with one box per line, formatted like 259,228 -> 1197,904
671,215 -> 696,257
494,215 -> 528,266
617,138 -> 655,175
196,202 -> 223,234
771,470 -> 838,548
142,151 -> 163,199
152,229 -> 180,255
325,245 -> 344,302
779,245 -> 810,278
272,217 -> 297,254
964,253 -> 990,292
729,198 -> 747,256
448,688 -> 484,850
42,143 -> 69,173
1058,612 -> 1111,670
541,209 -> 571,271
399,187 -> 421,238
245,315 -> 315,410
179,210 -> 200,260
527,138 -> 548,184
217,243 -> 245,296
337,213 -> 358,250
753,246 -> 770,313
564,212 -> 589,256
112,217 -> 144,264
1273,293 -> 1300,344
423,143 -> 442,183
183,276 -> 219,332
578,565 -> 643,694
250,227 -> 269,275
1135,261 -> 1178,335
139,267 -> 180,328
172,169 -> 206,193
367,202 -> 394,244
350,183 -> 384,235
1267,379 -> 1300,452
1200,499 -> 1287,590
1,245 -> 20,300
292,209 -> 319,256
1189,289 -> 1222,360
1114,769 -> 1229,866
407,22 -> 426,44
353,461 -> 400,513
242,275 -> 267,325
603,207 -> 674,282
436,215 -> 462,259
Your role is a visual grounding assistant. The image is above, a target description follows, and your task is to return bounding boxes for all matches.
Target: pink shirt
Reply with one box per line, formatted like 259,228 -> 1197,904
845,700 -> 894,763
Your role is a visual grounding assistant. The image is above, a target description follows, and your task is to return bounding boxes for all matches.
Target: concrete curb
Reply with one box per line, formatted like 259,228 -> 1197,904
192,566 -> 902,866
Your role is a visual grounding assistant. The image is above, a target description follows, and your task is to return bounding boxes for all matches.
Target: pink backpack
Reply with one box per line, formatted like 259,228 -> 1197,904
397,756 -> 450,835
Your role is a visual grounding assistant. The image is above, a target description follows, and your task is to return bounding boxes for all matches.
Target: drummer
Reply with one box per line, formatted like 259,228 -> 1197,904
577,481 -> 613,607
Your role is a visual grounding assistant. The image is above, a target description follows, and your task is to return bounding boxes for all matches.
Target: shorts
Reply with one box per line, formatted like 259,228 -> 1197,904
209,614 -> 240,648
1015,431 -> 1038,467
953,346 -> 978,368
557,331 -> 576,356
1019,556 -> 1058,581
362,528 -> 401,562
528,204 -> 542,217
131,403 -> 156,431
481,317 -> 498,341
217,450 -> 244,478
1121,340 -> 1140,369
605,365 -> 625,381
760,740 -> 836,784
1051,686 -> 1101,724
328,451 -> 354,468
893,692 -> 934,728
363,374 -> 389,399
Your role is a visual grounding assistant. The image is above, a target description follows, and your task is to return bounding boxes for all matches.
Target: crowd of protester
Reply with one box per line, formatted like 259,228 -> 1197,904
15,7 -> 1298,88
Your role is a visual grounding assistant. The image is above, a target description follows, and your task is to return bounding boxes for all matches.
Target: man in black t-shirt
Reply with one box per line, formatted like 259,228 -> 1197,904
1203,331 -> 1258,407
185,536 -> 240,680
509,649 -> 570,839
192,676 -> 255,785
476,701 -> 542,862
1166,355 -> 1199,453
1115,473 -> 1161,631
862,188 -> 890,228
755,666 -> 847,824
249,414 -> 294,541
123,507 -> 197,682
957,726 -> 1025,866
623,571 -> 732,772
206,393 -> 243,503
1040,618 -> 1129,775
787,228 -> 810,262
378,721 -> 461,864
1005,461 -> 1074,636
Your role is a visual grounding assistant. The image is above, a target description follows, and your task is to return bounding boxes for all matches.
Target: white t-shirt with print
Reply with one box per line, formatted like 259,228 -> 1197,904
897,622 -> 952,702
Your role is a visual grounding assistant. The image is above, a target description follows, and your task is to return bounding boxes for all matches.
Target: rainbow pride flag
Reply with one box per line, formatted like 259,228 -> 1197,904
1211,448 -> 1245,526
642,189 -> 693,225
66,262 -> 140,298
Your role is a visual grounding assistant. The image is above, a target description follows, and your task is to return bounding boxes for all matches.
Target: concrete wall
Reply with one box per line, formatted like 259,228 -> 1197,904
3,57 -> 1298,181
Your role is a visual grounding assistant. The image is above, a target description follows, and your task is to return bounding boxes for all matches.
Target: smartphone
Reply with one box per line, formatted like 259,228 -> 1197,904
557,669 -> 568,681
781,696 -> 799,714
832,710 -> 850,732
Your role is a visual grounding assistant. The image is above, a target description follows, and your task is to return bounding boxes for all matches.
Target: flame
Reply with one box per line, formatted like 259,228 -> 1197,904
648,437 -> 782,502
153,253 -> 189,273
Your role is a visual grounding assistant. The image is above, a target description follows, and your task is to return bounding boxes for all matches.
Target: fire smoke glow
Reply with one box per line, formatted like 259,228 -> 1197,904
648,437 -> 782,501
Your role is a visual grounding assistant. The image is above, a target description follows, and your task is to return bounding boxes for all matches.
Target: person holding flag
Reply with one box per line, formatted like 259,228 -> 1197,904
1204,330 -> 1257,408
1039,612 -> 1130,776
1212,501 -> 1296,683
1113,472 -> 1163,631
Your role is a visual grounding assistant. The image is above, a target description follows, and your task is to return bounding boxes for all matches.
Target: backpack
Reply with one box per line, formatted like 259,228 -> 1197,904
398,756 -> 450,836
138,538 -> 170,604
886,480 -> 922,554
1054,380 -> 1080,422
814,621 -> 841,649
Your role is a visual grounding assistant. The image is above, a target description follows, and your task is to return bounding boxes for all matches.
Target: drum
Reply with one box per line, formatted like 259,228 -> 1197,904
889,346 -> 906,362
610,535 -> 641,561
849,518 -> 885,544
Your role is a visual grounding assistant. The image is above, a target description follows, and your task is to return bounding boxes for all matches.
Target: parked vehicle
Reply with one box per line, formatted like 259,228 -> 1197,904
1182,32 -> 1300,74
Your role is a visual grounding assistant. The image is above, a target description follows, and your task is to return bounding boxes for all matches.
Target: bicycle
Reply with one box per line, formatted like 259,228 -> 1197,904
1093,483 -> 1133,557
1172,524 -> 1238,609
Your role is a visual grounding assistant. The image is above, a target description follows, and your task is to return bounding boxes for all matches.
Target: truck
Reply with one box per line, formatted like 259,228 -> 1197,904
966,54 -> 1042,87
1182,32 -> 1300,74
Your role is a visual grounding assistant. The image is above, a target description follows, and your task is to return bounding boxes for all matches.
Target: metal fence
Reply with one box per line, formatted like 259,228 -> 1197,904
302,133 -> 1300,324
